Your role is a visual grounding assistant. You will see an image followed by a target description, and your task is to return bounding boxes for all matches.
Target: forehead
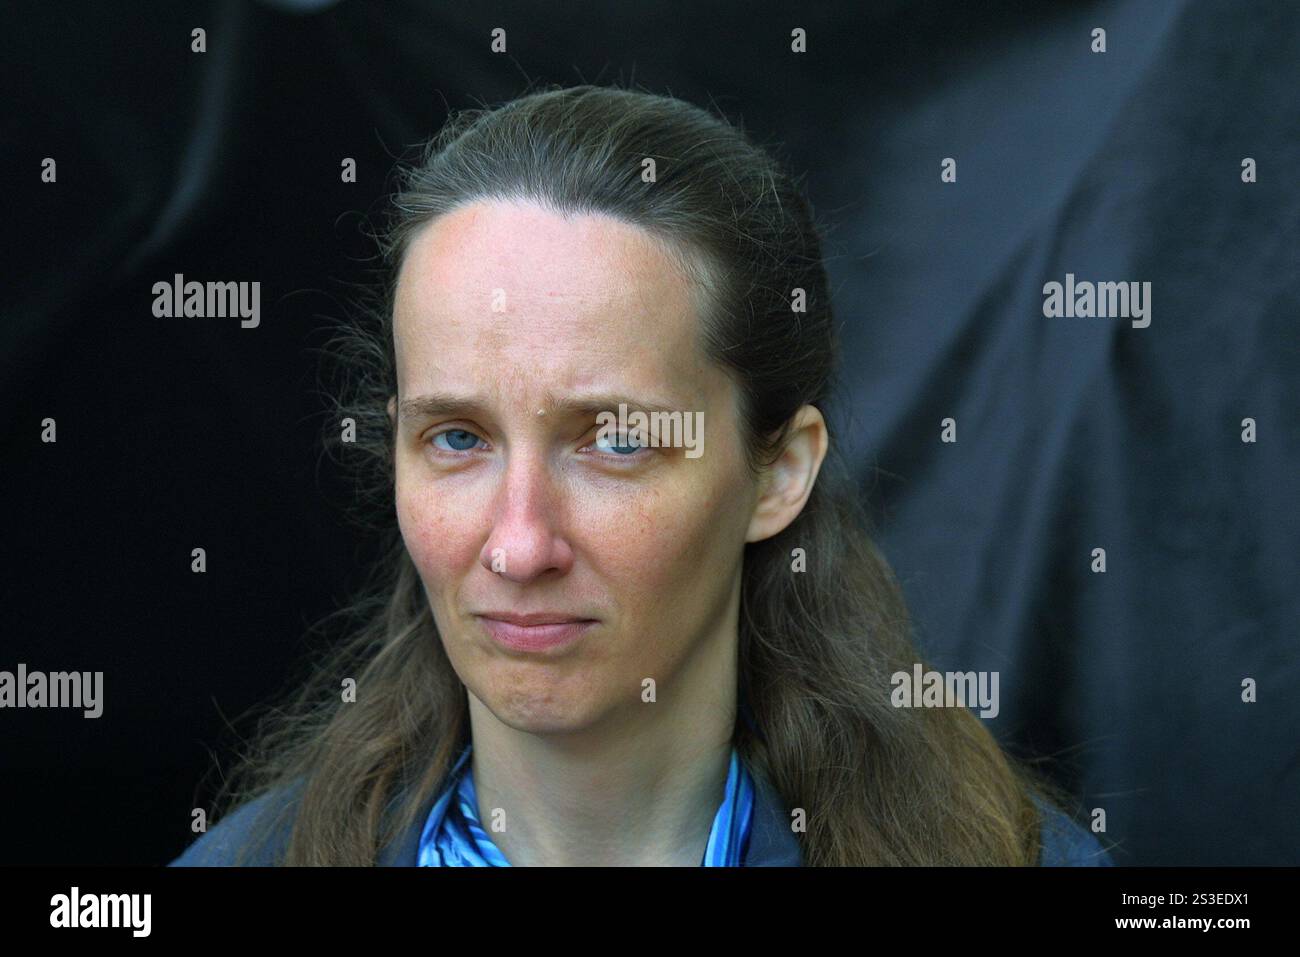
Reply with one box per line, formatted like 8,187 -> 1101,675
391,200 -> 716,403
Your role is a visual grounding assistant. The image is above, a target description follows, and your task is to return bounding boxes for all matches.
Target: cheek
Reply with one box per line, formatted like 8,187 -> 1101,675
587,472 -> 744,614
395,479 -> 480,584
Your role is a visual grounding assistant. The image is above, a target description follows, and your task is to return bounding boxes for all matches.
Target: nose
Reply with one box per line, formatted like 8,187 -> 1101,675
479,450 -> 575,583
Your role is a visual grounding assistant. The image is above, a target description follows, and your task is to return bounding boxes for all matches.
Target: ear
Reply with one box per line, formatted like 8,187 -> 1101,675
387,395 -> 397,426
745,405 -> 829,544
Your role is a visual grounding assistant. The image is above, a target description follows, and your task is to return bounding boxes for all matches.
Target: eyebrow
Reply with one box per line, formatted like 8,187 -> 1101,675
397,391 -> 691,423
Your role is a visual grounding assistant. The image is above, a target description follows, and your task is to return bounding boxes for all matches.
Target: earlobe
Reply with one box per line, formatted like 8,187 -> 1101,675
744,405 -> 829,544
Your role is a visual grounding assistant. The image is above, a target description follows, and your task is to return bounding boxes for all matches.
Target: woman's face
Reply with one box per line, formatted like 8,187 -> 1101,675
389,199 -> 761,735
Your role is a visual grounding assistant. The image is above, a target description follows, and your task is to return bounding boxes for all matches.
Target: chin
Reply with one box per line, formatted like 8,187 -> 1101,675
473,671 -> 611,735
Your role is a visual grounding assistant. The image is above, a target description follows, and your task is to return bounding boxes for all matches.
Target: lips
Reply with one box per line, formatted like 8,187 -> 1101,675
477,611 -> 593,626
475,613 -> 596,652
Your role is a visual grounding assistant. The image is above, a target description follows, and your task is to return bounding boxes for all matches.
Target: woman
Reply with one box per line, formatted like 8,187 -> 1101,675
172,83 -> 1112,867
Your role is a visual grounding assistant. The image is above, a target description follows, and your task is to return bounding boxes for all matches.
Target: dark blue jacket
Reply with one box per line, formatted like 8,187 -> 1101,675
170,766 -> 1112,866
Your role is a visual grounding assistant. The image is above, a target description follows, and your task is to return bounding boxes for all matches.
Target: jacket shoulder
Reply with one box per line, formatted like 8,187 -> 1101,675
168,781 -> 304,867
1033,794 -> 1113,866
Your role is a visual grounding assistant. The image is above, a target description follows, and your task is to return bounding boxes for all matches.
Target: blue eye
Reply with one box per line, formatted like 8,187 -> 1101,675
593,432 -> 646,455
432,429 -> 483,452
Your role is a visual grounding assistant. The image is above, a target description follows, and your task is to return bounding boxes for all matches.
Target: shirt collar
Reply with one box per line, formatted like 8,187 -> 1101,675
379,747 -> 801,866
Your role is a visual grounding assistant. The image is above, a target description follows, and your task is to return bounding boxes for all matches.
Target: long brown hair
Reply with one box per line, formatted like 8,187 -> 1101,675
210,82 -> 1073,865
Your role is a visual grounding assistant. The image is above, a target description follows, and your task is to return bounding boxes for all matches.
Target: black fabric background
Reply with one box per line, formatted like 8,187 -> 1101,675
4,0 -> 1297,865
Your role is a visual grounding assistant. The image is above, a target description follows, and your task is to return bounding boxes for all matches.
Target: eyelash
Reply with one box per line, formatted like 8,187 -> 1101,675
425,427 -> 650,464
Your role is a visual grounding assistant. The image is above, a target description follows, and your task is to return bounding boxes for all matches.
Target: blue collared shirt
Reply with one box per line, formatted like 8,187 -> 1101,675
170,753 -> 1112,866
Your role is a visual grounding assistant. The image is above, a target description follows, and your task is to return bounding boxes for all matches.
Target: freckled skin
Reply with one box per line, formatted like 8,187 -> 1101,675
390,200 -> 760,739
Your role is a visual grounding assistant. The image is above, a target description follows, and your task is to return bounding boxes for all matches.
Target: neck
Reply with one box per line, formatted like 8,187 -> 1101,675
464,622 -> 739,866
